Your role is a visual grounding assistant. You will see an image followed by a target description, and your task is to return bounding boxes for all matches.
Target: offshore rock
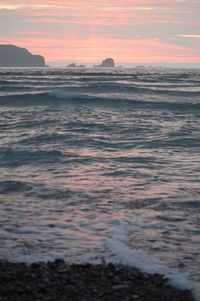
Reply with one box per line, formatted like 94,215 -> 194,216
67,63 -> 76,67
67,63 -> 86,68
94,58 -> 115,67
0,45 -> 46,67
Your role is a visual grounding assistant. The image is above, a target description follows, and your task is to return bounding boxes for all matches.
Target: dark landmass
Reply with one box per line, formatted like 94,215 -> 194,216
0,45 -> 46,67
94,58 -> 115,67
0,260 -> 195,301
67,63 -> 86,68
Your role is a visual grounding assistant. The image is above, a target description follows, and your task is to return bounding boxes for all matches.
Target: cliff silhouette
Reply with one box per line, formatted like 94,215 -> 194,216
0,45 -> 45,67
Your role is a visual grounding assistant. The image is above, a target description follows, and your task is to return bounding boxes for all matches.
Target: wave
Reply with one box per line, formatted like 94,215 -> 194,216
1,80 -> 200,96
0,148 -> 64,167
81,82 -> 200,96
0,180 -> 74,201
0,89 -> 199,111
50,90 -> 89,99
0,180 -> 32,194
106,220 -> 200,301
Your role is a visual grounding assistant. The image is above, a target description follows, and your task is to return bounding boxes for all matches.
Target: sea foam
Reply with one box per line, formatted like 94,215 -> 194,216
106,220 -> 200,301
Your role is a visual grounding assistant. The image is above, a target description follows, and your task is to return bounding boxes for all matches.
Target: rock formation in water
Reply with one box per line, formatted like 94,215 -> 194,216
67,63 -> 86,68
94,58 -> 115,67
67,63 -> 76,67
0,45 -> 46,67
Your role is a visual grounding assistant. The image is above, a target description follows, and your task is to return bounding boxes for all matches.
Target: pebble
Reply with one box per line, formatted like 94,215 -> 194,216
0,260 -> 195,301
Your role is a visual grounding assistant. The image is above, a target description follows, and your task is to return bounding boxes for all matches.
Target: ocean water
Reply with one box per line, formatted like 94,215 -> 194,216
0,67 -> 200,297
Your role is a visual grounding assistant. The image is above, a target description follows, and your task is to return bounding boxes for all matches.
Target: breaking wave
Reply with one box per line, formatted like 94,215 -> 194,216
0,89 -> 199,111
107,220 -> 200,301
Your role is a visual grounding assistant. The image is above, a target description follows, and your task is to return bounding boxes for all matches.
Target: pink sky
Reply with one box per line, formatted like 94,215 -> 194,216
0,0 -> 200,65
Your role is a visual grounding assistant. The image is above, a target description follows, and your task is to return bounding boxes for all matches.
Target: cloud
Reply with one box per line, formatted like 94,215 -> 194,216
0,4 -> 20,10
0,0 -> 199,63
177,34 -> 200,39
0,35 -> 199,64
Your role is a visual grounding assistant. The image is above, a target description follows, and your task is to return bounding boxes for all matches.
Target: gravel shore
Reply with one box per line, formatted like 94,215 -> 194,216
0,259 -> 195,301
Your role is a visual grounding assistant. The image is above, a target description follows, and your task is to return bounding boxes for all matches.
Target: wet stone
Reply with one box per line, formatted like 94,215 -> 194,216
0,260 -> 195,301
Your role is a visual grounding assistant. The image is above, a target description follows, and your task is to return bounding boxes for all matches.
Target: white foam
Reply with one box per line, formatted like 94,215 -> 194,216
106,220 -> 200,301
50,90 -> 86,99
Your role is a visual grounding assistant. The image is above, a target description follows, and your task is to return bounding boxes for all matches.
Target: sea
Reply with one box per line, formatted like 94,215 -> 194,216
0,67 -> 200,299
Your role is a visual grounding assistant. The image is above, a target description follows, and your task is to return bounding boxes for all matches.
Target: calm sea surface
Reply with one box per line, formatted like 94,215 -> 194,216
0,67 -> 199,295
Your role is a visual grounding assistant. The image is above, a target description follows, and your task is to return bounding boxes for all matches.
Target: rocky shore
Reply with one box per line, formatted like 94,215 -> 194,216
0,259 -> 195,301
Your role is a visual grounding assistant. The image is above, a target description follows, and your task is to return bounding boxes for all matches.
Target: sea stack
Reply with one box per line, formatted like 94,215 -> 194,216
67,63 -> 76,67
67,63 -> 86,68
0,45 -> 46,67
94,58 -> 115,67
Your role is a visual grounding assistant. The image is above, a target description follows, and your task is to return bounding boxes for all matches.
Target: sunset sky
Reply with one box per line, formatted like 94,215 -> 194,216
0,0 -> 200,65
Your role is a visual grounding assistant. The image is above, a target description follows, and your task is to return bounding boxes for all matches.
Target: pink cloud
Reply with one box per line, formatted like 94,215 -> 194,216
0,36 -> 199,64
0,0 -> 199,63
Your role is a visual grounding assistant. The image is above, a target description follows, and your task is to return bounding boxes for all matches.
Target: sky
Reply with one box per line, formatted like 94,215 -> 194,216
0,0 -> 200,66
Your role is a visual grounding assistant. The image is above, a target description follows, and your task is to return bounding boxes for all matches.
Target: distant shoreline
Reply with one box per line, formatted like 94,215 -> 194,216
0,65 -> 200,72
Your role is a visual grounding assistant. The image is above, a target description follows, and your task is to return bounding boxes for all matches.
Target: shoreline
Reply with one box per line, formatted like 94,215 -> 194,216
0,259 -> 195,301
